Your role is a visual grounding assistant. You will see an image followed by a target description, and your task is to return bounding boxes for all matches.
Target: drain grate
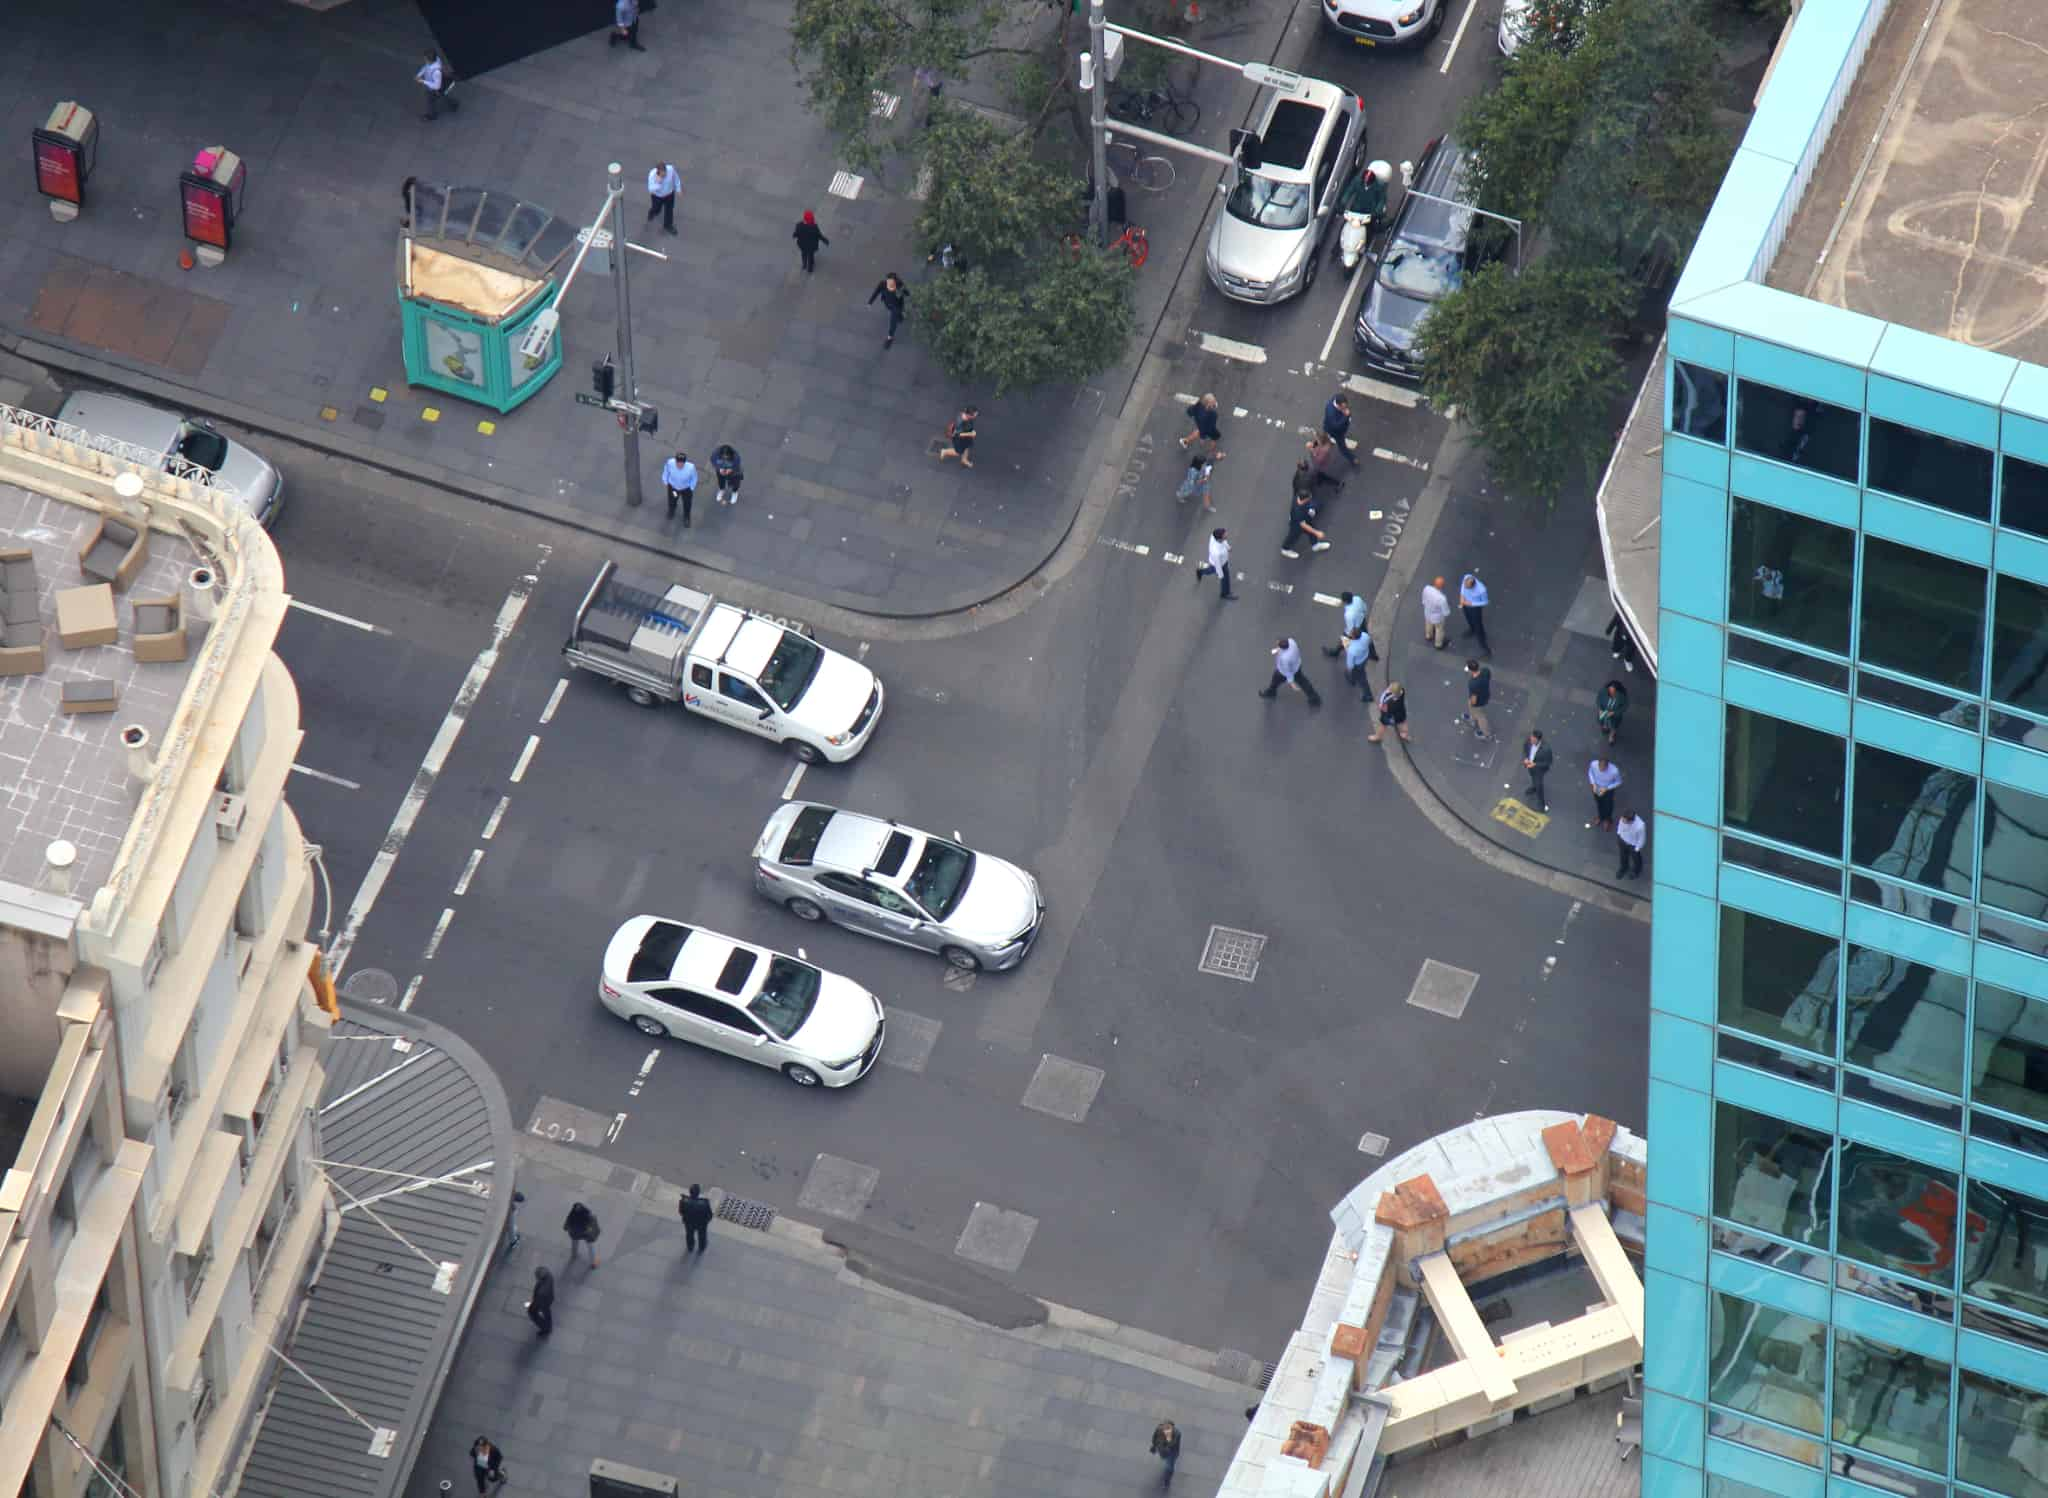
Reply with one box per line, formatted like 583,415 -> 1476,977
715,1195 -> 777,1232
1406,958 -> 1479,1019
1259,1360 -> 1278,1389
1199,925 -> 1266,982
1358,1131 -> 1390,1157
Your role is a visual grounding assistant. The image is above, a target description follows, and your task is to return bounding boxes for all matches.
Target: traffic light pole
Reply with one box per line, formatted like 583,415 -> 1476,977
608,161 -> 644,509
1088,0 -> 1111,247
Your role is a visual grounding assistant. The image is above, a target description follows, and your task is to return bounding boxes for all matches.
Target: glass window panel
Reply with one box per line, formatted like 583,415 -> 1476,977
1962,1296 -> 2048,1356
2004,454 -> 2048,541
1730,631 -> 1853,690
1725,834 -> 1842,891
1984,779 -> 2048,923
1674,362 -> 1729,443
1859,537 -> 1988,695
1838,1257 -> 1957,1321
1973,1108 -> 2048,1163
1830,1327 -> 1952,1474
1709,1292 -> 1827,1434
1734,379 -> 1861,483
1994,573 -> 2048,718
1721,1031 -> 1836,1091
1719,906 -> 1839,1057
1850,745 -> 1978,898
1850,872 -> 1972,935
1829,1448 -> 1947,1498
1837,1142 -> 1962,1287
1716,1102 -> 1833,1247
1992,708 -> 2048,745
1973,983 -> 2048,1127
1868,417 -> 1993,520
1729,498 -> 1855,655
1724,707 -> 1846,857
1714,1221 -> 1834,1278
1964,1178 -> 2048,1321
1843,1068 -> 1962,1129
1707,1410 -> 1825,1466
1956,1367 -> 2048,1498
1856,668 -> 1979,728
1708,1479 -> 1796,1498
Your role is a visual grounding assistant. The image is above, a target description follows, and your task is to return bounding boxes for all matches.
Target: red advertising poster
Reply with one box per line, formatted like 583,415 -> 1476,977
181,178 -> 229,249
34,137 -> 80,203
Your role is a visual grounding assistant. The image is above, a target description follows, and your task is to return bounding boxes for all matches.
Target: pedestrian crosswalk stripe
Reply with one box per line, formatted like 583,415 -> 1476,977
1194,332 -> 1268,364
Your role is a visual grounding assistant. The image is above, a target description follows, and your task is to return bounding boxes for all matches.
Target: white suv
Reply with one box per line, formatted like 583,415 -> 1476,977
1322,0 -> 1446,49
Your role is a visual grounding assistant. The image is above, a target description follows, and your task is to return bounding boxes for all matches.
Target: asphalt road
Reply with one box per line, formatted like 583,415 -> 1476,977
241,9 -> 1653,1361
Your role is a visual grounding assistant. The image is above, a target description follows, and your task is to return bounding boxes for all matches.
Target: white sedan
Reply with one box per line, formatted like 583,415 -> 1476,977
599,917 -> 885,1087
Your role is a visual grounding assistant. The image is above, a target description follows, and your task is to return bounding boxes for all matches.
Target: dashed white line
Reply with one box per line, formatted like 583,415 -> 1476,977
1321,252 -> 1375,364
782,762 -> 808,801
291,763 -> 361,790
1344,373 -> 1423,409
423,907 -> 454,961
606,1112 -> 628,1144
1440,0 -> 1478,73
509,734 -> 540,783
1132,543 -> 1150,556
1194,332 -> 1268,364
627,1049 -> 660,1098
289,597 -> 388,634
1231,405 -> 1250,418
452,848 -> 485,897
539,678 -> 569,724
328,564 -> 541,980
1312,592 -> 1343,607
1373,447 -> 1431,471
481,795 -> 510,841
1163,552 -> 1184,565
399,975 -> 423,1012
1267,580 -> 1295,594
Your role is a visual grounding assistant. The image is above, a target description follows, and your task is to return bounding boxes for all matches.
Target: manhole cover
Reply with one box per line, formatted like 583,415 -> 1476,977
340,967 -> 399,1005
715,1195 -> 777,1231
878,1009 -> 941,1072
955,1202 -> 1038,1272
798,1155 -> 879,1219
1021,1055 -> 1105,1123
941,965 -> 977,993
1358,1132 -> 1390,1157
1199,926 -> 1266,982
1407,959 -> 1479,1019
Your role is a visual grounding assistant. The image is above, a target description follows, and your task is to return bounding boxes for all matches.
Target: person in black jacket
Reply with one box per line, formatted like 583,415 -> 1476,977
564,1202 -> 601,1266
526,1266 -> 555,1336
679,1184 -> 713,1253
793,211 -> 829,273
711,444 -> 743,507
1180,394 -> 1223,459
1150,1421 -> 1182,1486
470,1437 -> 507,1494
868,273 -> 907,348
1521,729 -> 1553,809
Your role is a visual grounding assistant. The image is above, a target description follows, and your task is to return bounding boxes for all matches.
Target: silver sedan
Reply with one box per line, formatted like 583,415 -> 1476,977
752,803 -> 1044,972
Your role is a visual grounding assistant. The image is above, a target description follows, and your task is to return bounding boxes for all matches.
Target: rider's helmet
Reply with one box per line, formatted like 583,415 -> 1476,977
1366,159 -> 1392,185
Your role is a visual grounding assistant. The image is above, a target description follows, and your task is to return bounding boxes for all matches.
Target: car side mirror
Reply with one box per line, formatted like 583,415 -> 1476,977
759,706 -> 775,720
752,1034 -> 768,1047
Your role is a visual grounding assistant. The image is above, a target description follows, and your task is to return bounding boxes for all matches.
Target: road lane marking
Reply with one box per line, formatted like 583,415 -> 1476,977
1194,332 -> 1268,364
1312,592 -> 1343,606
627,1050 -> 659,1098
399,975 -> 423,1012
509,734 -> 540,783
423,907 -> 454,960
539,677 -> 569,724
291,763 -> 361,790
782,762 -> 808,801
606,1112 -> 628,1144
1373,447 -> 1431,470
1441,0 -> 1478,73
289,597 -> 388,634
1321,252 -> 1374,364
1344,373 -> 1423,409
328,562 -> 542,980
452,848 -> 484,897
481,795 -> 510,840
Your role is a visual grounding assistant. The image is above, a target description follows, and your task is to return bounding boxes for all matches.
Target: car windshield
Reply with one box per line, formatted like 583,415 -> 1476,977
1225,173 -> 1312,231
757,631 -> 825,712
748,957 -> 821,1039
905,839 -> 976,920
1377,246 -> 1462,303
177,426 -> 229,473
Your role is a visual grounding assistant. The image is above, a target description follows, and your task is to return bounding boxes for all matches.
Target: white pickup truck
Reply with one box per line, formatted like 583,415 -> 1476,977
562,562 -> 883,763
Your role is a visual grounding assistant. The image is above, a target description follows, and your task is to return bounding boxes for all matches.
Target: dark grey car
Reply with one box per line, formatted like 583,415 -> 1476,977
1353,135 -> 1487,380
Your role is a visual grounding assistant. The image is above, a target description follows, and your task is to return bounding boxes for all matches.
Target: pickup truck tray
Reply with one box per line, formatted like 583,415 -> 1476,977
563,561 -> 713,699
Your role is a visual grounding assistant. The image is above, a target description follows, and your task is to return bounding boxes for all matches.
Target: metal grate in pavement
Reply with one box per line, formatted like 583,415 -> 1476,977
1199,925 -> 1266,982
1406,959 -> 1479,1019
1259,1360 -> 1278,1389
829,171 -> 864,200
716,1195 -> 777,1231
1358,1131 -> 1390,1157
871,91 -> 900,119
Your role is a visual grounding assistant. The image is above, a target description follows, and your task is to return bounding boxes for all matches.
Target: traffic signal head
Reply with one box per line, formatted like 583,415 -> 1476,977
591,356 -> 616,402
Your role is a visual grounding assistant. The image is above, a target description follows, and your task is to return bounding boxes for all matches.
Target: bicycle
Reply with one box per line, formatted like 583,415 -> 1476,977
1064,224 -> 1150,270
1105,139 -> 1175,192
1110,82 -> 1200,137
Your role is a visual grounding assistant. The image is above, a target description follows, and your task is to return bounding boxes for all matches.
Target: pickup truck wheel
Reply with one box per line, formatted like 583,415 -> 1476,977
783,1063 -> 822,1088
941,946 -> 982,972
631,1015 -> 669,1038
626,686 -> 657,708
787,740 -> 823,764
786,897 -> 825,923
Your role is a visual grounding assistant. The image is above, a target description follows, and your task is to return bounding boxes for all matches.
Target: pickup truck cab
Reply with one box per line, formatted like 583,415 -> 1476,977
563,562 -> 883,763
1206,77 -> 1366,304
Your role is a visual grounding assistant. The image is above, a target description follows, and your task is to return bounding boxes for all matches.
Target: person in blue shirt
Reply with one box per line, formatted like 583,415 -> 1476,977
1341,627 -> 1374,700
1459,571 -> 1491,655
661,450 -> 697,526
1323,591 -> 1367,656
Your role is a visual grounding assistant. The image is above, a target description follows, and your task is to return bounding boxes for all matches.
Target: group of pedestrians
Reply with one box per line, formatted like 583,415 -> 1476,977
1514,684 -> 1646,878
522,1187 -> 716,1340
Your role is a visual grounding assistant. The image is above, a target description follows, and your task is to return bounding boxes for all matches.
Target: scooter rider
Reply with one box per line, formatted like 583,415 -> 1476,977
1341,159 -> 1391,225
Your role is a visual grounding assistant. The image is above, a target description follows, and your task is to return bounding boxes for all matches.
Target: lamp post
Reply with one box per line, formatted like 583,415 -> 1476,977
607,162 -> 644,509
1090,0 -> 1113,245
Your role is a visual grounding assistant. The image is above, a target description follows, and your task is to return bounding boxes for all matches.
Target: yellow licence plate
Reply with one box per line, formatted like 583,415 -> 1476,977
1354,35 -> 1376,45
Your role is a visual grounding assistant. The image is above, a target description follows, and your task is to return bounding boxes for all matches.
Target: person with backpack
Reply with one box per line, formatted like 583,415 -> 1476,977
564,1202 -> 601,1267
1180,395 -> 1224,459
1368,682 -> 1409,743
938,406 -> 978,469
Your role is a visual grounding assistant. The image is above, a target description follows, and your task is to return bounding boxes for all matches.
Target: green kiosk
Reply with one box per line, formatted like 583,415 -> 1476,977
399,183 -> 578,412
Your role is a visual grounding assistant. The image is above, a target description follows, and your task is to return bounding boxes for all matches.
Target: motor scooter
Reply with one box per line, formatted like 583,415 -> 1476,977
1334,159 -> 1401,275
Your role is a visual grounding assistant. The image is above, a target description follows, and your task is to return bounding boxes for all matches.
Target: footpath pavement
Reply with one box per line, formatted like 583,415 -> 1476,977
406,1136 -> 1261,1498
1,0 -> 1286,617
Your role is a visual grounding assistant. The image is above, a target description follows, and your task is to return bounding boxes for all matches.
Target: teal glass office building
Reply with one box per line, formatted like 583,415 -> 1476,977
1642,0 -> 2048,1495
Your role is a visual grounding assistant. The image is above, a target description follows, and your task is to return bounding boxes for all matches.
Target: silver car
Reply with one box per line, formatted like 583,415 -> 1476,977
56,392 -> 284,527
1206,77 -> 1366,304
753,803 -> 1044,972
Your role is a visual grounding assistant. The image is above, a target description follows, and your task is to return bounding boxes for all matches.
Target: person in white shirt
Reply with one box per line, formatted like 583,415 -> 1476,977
661,450 -> 697,526
646,162 -> 681,235
1615,809 -> 1647,879
416,52 -> 458,121
1259,637 -> 1321,707
1193,527 -> 1235,601
1420,576 -> 1451,649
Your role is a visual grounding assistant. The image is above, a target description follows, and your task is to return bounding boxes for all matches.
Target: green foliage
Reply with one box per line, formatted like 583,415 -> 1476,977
908,108 -> 1134,393
1415,263 -> 1633,505
789,0 -> 1005,169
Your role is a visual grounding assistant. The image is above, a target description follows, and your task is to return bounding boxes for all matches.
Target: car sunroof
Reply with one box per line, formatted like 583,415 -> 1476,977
875,830 -> 913,878
715,947 -> 759,995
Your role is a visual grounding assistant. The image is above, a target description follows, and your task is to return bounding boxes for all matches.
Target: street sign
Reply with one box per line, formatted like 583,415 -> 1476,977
574,392 -> 609,408
1241,63 -> 1305,93
576,227 -> 615,249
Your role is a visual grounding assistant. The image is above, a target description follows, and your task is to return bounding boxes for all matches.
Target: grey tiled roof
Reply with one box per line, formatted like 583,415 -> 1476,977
1594,340 -> 1664,673
236,1006 -> 513,1498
